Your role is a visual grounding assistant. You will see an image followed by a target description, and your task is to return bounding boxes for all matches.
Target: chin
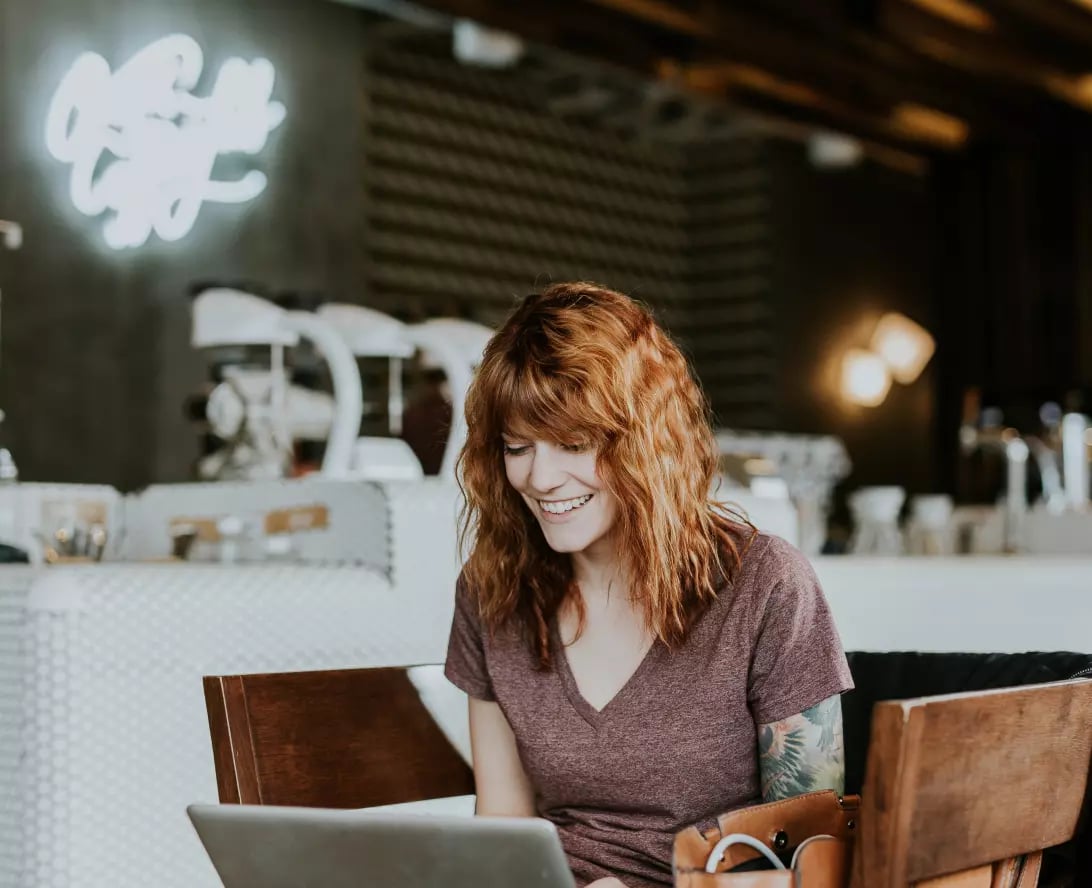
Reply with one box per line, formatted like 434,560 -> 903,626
539,526 -> 605,555
540,533 -> 588,554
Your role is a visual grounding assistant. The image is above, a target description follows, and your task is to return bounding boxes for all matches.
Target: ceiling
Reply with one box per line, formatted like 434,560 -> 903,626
372,0 -> 1092,168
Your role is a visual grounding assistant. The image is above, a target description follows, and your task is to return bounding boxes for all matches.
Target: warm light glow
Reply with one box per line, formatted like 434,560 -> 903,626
45,34 -> 286,249
870,312 -> 935,384
842,349 -> 892,407
891,103 -> 969,149
1044,72 -> 1092,112
903,0 -> 994,31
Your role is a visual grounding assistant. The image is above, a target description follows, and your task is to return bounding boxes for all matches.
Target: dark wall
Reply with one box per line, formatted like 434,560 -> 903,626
932,145 -> 1092,496
0,0 -> 367,488
766,140 -> 938,498
686,139 -> 776,431
0,0 -> 943,497
360,31 -> 689,328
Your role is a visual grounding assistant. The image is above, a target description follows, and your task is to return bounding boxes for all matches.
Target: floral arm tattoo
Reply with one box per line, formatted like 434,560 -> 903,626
758,694 -> 845,801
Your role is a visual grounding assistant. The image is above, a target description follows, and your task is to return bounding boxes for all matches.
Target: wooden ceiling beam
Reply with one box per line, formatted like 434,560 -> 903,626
743,0 -> 1092,138
978,0 -> 1092,52
729,3 -> 1092,140
882,2 -> 1076,79
414,0 -> 921,141
411,0 -> 1092,151
877,2 -> 1092,121
670,59 -> 967,152
884,0 -> 1092,99
594,0 -> 986,130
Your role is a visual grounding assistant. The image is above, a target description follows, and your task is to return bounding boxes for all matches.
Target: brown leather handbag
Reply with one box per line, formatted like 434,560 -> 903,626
673,790 -> 858,888
672,789 -> 1044,888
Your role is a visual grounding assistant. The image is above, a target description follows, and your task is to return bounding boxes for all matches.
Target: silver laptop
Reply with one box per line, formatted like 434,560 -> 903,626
187,804 -> 577,888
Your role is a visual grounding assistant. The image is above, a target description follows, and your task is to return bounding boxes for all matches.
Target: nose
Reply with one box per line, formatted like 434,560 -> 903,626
528,443 -> 567,494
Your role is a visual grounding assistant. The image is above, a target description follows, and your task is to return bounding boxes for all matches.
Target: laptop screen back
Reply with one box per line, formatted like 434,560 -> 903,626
187,804 -> 577,888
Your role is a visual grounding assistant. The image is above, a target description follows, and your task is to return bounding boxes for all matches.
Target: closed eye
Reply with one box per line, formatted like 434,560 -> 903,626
502,443 -> 531,456
562,442 -> 592,453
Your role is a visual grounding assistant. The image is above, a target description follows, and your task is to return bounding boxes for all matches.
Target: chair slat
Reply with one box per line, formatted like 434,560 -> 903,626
202,667 -> 474,809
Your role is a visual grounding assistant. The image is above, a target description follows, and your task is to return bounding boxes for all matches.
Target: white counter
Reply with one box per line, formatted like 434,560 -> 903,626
814,556 -> 1092,654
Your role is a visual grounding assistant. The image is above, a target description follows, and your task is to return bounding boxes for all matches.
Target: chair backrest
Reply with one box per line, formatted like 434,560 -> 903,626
203,666 -> 475,808
842,651 -> 1092,795
852,678 -> 1092,888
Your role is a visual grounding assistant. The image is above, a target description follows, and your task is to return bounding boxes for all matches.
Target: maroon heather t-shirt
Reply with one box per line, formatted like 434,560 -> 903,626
444,533 -> 854,888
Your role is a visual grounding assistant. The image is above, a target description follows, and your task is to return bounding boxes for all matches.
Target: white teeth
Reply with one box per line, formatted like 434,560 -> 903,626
539,494 -> 592,514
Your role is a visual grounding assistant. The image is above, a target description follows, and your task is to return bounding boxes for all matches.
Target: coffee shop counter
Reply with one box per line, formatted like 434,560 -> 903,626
0,554 -> 1087,888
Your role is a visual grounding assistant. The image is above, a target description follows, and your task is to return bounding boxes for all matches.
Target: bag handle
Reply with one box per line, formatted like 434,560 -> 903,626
789,835 -> 836,869
704,835 -> 787,873
705,833 -> 839,874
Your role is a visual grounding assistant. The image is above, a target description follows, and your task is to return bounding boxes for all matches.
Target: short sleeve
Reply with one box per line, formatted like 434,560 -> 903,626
444,572 -> 496,701
747,537 -> 854,725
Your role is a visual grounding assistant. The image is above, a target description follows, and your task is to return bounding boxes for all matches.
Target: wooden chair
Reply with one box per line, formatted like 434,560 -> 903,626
202,668 -> 1090,886
852,678 -> 1092,888
203,666 -> 475,808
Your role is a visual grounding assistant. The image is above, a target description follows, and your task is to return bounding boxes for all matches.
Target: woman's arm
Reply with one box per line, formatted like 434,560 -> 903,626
468,697 -> 537,817
757,694 -> 845,801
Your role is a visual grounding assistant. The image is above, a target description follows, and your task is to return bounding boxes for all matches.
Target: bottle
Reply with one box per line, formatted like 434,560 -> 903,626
0,409 -> 17,484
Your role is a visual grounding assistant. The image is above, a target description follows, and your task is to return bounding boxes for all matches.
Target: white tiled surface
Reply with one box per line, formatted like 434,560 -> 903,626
0,478 -> 471,887
3,564 -> 454,888
0,567 -> 36,888
384,479 -> 463,598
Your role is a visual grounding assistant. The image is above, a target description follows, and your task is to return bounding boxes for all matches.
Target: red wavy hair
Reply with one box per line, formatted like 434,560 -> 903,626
457,282 -> 753,668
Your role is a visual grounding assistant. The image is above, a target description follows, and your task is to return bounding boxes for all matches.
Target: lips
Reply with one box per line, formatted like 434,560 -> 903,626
533,494 -> 595,524
538,494 -> 593,515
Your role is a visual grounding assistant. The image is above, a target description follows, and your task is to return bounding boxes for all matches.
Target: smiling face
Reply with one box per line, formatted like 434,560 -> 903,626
502,435 -> 620,559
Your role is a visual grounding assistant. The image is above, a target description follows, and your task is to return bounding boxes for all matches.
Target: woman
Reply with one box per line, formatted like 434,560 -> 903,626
445,282 -> 853,888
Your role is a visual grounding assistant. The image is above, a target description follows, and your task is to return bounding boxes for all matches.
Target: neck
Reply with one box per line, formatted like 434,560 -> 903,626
570,538 -> 626,602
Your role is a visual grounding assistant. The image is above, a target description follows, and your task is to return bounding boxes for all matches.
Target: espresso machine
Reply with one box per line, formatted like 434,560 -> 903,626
188,288 -> 364,481
316,304 -> 494,480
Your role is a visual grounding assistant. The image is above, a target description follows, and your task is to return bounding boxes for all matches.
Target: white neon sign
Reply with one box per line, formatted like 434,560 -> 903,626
45,34 -> 286,249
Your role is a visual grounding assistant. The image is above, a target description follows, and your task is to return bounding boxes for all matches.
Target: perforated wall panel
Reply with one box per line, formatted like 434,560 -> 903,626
365,37 -> 681,325
362,34 -> 774,426
6,564 -> 452,888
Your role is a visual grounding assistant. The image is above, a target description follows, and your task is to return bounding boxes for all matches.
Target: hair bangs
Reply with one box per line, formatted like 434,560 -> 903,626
490,357 -> 612,446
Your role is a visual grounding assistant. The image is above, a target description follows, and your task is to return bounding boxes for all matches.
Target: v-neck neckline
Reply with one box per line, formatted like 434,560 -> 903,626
551,620 -> 662,730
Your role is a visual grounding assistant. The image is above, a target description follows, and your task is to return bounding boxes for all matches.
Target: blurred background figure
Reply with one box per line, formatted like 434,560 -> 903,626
401,362 -> 453,477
